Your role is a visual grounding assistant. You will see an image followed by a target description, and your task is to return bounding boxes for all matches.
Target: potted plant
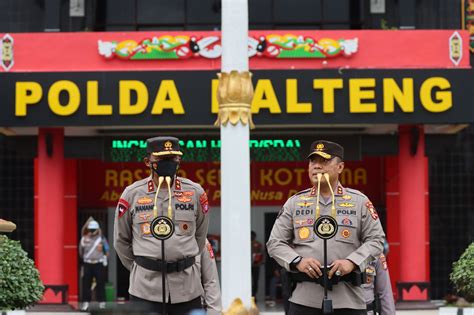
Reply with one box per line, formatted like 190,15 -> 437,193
0,234 -> 45,314
440,242 -> 474,315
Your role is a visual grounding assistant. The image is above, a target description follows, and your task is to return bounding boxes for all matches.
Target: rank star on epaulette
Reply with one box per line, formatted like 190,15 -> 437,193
175,179 -> 181,190
147,180 -> 154,192
338,202 -> 355,207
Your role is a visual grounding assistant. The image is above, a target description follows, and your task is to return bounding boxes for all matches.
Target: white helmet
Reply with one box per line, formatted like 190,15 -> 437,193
87,220 -> 99,230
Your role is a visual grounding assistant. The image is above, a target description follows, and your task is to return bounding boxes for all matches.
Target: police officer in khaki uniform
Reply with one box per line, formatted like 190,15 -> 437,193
197,239 -> 222,315
363,252 -> 396,315
267,140 -> 385,315
114,136 -> 210,314
79,218 -> 109,311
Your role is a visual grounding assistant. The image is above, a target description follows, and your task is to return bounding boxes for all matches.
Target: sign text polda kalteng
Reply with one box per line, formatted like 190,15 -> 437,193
15,77 -> 452,117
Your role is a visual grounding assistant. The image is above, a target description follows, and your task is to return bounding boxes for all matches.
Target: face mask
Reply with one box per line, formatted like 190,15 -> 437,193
151,159 -> 179,177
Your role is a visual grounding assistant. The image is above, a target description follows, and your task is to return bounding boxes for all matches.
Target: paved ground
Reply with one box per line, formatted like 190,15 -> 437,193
24,301 -> 447,314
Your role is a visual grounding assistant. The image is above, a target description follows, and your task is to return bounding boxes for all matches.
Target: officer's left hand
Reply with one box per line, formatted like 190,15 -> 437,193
328,259 -> 356,279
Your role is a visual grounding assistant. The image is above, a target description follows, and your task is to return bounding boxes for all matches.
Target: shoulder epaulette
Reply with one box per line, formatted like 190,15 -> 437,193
126,177 -> 149,191
291,188 -> 312,198
345,187 -> 367,198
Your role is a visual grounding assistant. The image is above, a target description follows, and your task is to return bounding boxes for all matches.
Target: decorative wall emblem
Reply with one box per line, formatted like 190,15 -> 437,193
1,34 -> 14,71
98,34 -> 358,60
449,31 -> 463,66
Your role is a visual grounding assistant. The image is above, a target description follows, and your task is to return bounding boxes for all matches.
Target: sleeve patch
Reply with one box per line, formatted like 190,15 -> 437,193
206,241 -> 215,259
379,254 -> 388,270
199,192 -> 210,214
366,201 -> 379,220
118,198 -> 130,218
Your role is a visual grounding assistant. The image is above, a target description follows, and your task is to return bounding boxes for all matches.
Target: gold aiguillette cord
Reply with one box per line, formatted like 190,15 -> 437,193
153,176 -> 165,218
315,173 -> 322,219
315,173 -> 336,219
153,176 -> 174,219
165,176 -> 173,219
323,173 -> 336,218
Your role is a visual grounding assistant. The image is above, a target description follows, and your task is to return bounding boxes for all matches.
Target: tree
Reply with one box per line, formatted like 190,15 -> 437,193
0,235 -> 44,310
450,242 -> 474,302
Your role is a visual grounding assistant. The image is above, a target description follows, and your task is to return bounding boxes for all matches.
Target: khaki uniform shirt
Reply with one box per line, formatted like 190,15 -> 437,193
267,183 -> 385,310
79,234 -> 108,263
114,176 -> 210,303
197,240 -> 222,315
363,254 -> 396,315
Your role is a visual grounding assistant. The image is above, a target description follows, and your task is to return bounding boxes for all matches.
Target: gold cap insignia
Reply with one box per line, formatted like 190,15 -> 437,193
164,141 -> 173,150
316,143 -> 324,151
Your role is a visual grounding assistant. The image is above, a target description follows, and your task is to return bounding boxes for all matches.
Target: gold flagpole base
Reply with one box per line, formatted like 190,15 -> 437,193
223,297 -> 259,315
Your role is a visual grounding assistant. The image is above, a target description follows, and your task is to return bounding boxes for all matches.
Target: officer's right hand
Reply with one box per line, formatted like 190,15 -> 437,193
296,257 -> 323,278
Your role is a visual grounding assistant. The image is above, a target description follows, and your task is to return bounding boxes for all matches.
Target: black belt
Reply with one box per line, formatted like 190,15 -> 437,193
135,256 -> 195,273
367,299 -> 380,313
366,302 -> 375,311
290,269 -> 366,290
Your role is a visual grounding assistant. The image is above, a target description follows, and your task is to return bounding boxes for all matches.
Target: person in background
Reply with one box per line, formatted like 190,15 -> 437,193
251,231 -> 264,299
363,240 -> 396,315
79,217 -> 109,311
197,239 -> 222,315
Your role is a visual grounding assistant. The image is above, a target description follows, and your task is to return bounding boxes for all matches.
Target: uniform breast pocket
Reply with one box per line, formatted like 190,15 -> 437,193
335,223 -> 358,244
174,210 -> 195,236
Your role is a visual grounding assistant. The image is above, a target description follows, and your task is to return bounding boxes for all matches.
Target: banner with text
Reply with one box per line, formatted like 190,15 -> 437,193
77,157 -> 384,208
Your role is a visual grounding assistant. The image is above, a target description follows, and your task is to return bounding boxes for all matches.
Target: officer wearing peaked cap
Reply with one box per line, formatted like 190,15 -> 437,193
267,140 -> 385,315
114,136 -> 210,314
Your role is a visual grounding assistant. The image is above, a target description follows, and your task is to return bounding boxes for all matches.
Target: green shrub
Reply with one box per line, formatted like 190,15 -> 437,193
450,242 -> 474,302
0,235 -> 44,310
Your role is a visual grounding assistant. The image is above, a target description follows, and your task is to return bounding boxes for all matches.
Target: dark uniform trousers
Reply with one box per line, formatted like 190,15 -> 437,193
83,262 -> 106,302
288,302 -> 366,315
130,295 -> 203,315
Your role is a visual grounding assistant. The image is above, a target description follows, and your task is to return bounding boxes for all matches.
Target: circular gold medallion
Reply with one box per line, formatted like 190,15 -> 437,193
313,215 -> 338,240
150,216 -> 174,240
298,227 -> 310,240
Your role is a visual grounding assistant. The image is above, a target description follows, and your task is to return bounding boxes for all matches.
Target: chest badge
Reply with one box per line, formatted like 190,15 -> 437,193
298,227 -> 311,240
313,216 -> 338,239
150,216 -> 175,240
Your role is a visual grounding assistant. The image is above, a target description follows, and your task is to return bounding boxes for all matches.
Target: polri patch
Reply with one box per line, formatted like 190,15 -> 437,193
380,254 -> 388,270
200,192 -> 210,214
366,201 -> 379,220
206,242 -> 215,259
118,198 -> 130,218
